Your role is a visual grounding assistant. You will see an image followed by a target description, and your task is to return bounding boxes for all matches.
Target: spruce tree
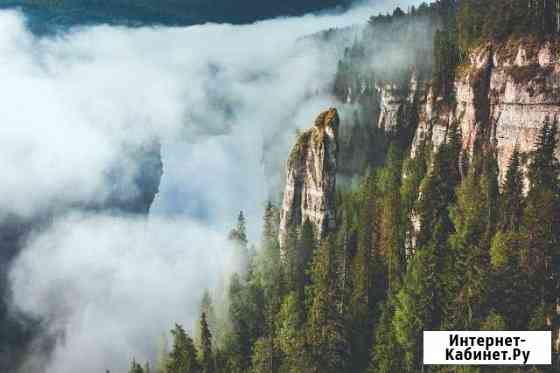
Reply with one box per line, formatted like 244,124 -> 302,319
256,201 -> 284,373
369,299 -> 404,373
198,290 -> 217,345
393,235 -> 442,372
251,337 -> 277,373
416,122 -> 462,248
444,169 -> 492,329
129,359 -> 144,373
228,211 -> 250,273
348,170 -> 385,373
377,145 -> 405,294
306,238 -> 349,373
523,118 -> 560,344
199,313 -> 214,373
490,231 -> 534,329
276,292 -> 309,372
226,270 -> 265,373
500,148 -> 524,232
167,324 -> 200,373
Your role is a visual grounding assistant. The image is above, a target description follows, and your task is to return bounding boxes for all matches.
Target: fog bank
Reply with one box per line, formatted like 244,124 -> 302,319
4,1 -> 423,371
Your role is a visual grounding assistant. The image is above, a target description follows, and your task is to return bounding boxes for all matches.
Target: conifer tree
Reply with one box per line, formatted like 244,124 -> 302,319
167,324 -> 200,373
490,231 -> 534,328
348,170 -> 385,373
416,122 -> 462,248
276,292 -> 309,372
377,145 -> 405,294
444,168 -> 493,329
400,143 -> 429,256
198,290 -> 217,346
262,202 -> 279,247
393,234 -> 442,372
298,220 -> 317,300
306,238 -> 349,373
251,337 -> 277,373
226,271 -> 265,373
129,359 -> 144,373
369,299 -> 404,373
500,148 -> 524,232
523,118 -> 560,342
199,313 -> 214,373
255,201 -> 284,373
229,211 -> 249,272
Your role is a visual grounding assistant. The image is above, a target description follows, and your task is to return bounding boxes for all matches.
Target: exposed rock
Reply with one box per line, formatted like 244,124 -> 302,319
412,40 -> 560,180
278,108 -> 339,252
377,72 -> 422,134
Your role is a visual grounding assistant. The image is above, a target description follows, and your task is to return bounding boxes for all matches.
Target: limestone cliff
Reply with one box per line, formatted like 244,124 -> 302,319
334,37 -> 560,181
377,72 -> 423,134
412,40 -> 560,179
330,38 -> 560,255
278,108 -> 339,251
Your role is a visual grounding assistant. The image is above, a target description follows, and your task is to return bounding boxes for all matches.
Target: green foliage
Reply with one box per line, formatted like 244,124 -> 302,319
198,291 -> 218,346
489,231 -> 534,329
377,145 -> 406,294
416,122 -> 462,248
129,114 -> 560,372
199,313 -> 214,373
500,148 -> 525,231
250,337 -> 276,373
433,27 -> 460,101
224,269 -> 265,373
522,118 -> 560,338
457,0 -> 560,48
167,324 -> 200,373
369,300 -> 403,373
393,239 -> 441,372
122,6 -> 560,370
129,359 -> 145,373
481,311 -> 507,331
275,292 -> 309,372
230,211 -> 248,245
306,238 -> 350,373
444,166 -> 494,329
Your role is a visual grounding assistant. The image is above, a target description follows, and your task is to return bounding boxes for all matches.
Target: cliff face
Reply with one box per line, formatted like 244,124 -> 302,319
278,108 -> 339,251
377,73 -> 423,134
334,70 -> 426,176
327,38 -> 560,255
412,40 -> 560,178
335,39 -> 560,180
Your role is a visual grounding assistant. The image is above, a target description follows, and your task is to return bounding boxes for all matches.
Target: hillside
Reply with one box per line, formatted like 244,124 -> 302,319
0,0 -> 352,34
137,2 -> 560,373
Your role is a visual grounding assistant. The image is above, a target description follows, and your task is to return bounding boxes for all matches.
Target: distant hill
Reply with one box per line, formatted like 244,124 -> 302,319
0,0 -> 353,34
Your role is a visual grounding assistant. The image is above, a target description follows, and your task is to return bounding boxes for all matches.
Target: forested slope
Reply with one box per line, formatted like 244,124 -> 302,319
126,1 -> 560,372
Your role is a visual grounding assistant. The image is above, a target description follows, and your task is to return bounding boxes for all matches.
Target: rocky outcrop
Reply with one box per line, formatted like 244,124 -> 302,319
278,108 -> 339,252
334,69 -> 427,176
377,72 -> 423,134
336,70 -> 423,135
412,40 -> 560,180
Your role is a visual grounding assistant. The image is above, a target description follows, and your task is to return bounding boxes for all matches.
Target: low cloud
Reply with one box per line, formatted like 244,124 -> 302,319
10,214 -> 237,373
